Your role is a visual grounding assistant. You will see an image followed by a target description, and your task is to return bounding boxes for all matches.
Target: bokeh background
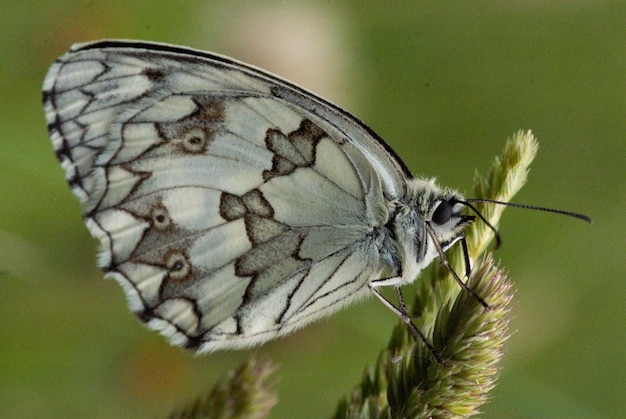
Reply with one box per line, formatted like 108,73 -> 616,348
1,1 -> 623,417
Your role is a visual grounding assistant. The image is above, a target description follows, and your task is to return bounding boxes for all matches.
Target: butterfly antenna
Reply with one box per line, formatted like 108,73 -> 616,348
458,199 -> 592,250
465,198 -> 592,224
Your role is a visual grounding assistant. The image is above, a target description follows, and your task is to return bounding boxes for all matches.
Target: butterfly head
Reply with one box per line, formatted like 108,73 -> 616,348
407,179 -> 475,253
427,196 -> 475,251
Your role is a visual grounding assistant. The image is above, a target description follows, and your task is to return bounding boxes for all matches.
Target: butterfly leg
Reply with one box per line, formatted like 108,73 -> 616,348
425,225 -> 490,309
395,286 -> 409,315
368,283 -> 443,363
460,236 -> 472,278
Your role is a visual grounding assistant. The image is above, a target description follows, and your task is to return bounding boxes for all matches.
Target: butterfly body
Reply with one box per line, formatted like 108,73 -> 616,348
44,40 -> 472,351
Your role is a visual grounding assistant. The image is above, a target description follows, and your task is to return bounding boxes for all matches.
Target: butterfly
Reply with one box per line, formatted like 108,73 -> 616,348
42,40 -> 589,353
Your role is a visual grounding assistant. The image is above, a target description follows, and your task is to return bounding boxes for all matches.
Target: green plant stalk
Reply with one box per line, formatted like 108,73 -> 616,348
169,358 -> 277,419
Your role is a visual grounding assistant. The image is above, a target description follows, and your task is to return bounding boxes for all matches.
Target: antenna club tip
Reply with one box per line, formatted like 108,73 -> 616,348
574,213 -> 593,225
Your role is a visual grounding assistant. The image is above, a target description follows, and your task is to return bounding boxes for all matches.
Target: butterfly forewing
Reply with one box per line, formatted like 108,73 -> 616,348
43,40 -> 421,350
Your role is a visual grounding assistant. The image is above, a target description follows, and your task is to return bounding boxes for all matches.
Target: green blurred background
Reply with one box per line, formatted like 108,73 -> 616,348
1,1 -> 623,417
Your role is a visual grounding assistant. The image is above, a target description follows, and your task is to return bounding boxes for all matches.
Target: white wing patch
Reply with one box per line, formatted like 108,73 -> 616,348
43,41 -> 398,351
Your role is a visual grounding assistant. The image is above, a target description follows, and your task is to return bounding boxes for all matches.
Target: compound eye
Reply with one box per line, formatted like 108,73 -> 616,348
432,200 -> 453,225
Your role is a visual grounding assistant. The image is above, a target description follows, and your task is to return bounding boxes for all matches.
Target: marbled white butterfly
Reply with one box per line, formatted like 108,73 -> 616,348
43,40 -> 590,353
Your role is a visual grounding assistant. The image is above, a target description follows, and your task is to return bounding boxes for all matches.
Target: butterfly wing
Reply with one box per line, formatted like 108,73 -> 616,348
43,40 -> 411,350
